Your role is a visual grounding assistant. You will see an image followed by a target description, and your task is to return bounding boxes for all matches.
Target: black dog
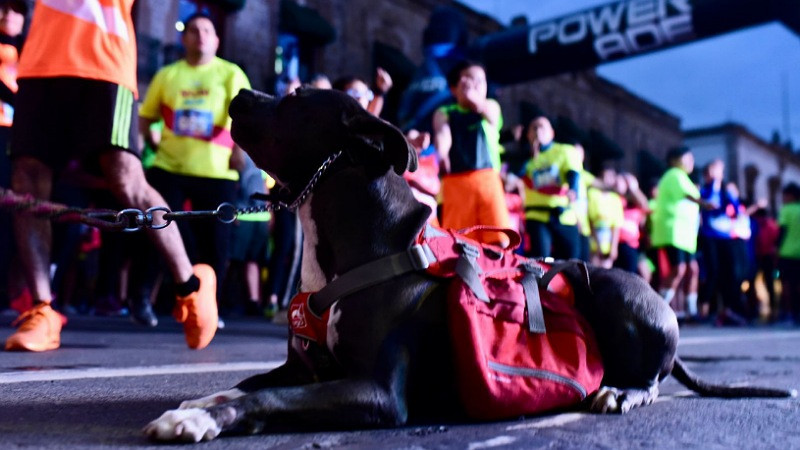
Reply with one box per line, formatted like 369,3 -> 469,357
144,88 -> 794,442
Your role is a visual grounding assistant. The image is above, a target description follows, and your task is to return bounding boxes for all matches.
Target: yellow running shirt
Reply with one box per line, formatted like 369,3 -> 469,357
139,57 -> 251,180
521,142 -> 581,225
587,187 -> 624,254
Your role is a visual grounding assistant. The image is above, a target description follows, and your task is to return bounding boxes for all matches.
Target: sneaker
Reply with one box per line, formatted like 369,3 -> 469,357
4,303 -> 62,352
173,264 -> 218,349
263,302 -> 278,320
93,296 -> 129,317
129,297 -> 158,328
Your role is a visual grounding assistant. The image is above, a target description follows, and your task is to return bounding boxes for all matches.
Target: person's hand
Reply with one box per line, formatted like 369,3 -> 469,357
463,82 -> 485,111
283,78 -> 301,96
406,129 -> 430,152
624,172 -> 640,192
503,172 -> 525,199
374,67 -> 392,95
567,189 -> 577,203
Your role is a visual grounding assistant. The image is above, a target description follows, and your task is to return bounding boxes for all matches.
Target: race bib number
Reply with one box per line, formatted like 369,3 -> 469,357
531,165 -> 566,196
174,109 -> 213,139
596,227 -> 612,254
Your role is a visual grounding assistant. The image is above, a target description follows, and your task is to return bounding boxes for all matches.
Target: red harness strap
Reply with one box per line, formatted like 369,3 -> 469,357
289,292 -> 332,347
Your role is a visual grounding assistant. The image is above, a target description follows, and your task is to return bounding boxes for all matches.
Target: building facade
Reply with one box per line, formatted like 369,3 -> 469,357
133,0 -> 683,178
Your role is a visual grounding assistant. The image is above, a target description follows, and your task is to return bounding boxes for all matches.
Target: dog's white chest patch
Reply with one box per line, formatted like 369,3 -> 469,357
327,303 -> 342,351
298,198 -> 327,292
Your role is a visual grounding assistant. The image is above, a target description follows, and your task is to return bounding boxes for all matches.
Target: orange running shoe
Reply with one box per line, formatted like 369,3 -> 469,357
4,302 -> 62,352
173,264 -> 218,349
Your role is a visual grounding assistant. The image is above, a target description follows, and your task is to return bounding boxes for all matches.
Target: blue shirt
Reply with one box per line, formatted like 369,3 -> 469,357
699,182 -> 738,239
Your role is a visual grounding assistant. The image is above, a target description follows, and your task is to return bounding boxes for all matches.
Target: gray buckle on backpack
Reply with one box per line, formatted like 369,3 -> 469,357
520,261 -> 545,278
408,244 -> 432,271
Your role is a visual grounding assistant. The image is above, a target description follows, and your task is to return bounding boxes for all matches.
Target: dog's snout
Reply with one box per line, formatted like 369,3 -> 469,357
230,89 -> 277,119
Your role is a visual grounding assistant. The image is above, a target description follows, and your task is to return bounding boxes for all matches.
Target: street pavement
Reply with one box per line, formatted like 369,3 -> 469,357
0,313 -> 798,449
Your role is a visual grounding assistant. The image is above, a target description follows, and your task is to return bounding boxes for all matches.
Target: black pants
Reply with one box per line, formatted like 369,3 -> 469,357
614,242 -> 640,274
700,235 -> 748,317
778,258 -> 800,322
525,219 -> 580,260
267,208 -> 302,308
751,254 -> 777,316
0,126 -> 11,309
578,234 -> 591,262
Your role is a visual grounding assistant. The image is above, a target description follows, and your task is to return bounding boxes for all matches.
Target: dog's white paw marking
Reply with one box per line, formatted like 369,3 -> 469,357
298,199 -> 327,292
590,385 -> 660,414
179,388 -> 245,409
590,386 -> 621,414
143,408 -> 221,442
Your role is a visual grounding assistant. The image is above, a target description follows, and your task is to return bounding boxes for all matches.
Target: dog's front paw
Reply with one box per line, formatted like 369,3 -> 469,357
143,408 -> 221,442
590,386 -> 621,413
179,388 -> 245,409
589,385 -> 659,414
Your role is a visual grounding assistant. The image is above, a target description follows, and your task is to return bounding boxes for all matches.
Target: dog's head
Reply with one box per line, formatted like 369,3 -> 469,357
230,87 -> 417,197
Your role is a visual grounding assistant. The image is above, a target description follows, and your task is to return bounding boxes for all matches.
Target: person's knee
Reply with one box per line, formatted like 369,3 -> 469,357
100,150 -> 152,207
686,260 -> 699,277
668,262 -> 687,283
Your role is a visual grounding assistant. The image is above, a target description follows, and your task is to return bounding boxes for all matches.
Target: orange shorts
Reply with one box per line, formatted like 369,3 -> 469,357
441,169 -> 511,244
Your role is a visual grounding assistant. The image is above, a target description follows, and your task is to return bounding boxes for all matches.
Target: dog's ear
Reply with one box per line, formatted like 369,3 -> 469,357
342,111 -> 418,175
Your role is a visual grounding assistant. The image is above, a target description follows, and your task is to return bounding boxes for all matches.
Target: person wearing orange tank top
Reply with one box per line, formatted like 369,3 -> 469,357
17,0 -> 137,96
5,0 -> 219,352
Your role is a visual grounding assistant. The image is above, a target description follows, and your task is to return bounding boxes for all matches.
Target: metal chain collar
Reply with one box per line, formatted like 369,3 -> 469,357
0,151 -> 343,232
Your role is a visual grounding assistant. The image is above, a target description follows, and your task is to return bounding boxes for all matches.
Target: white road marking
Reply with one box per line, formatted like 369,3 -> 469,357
679,331 -> 800,347
468,435 -> 517,449
505,412 -> 587,430
0,360 -> 283,384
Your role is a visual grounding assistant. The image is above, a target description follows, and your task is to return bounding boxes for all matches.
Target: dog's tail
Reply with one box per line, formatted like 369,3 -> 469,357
671,357 -> 797,398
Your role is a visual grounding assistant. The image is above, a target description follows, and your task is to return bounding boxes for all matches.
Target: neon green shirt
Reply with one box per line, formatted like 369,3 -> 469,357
651,167 -> 700,253
140,57 -> 251,180
521,142 -> 581,225
778,202 -> 800,259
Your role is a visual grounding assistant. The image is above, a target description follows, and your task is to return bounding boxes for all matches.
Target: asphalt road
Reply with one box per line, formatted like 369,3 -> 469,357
1,314 -> 798,449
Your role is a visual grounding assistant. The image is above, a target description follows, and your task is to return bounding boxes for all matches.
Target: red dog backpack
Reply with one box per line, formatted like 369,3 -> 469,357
418,225 -> 605,420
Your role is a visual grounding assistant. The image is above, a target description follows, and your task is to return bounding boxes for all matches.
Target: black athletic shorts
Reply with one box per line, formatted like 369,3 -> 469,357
778,258 -> 800,282
656,245 -> 696,274
10,77 -> 140,172
230,220 -> 270,264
